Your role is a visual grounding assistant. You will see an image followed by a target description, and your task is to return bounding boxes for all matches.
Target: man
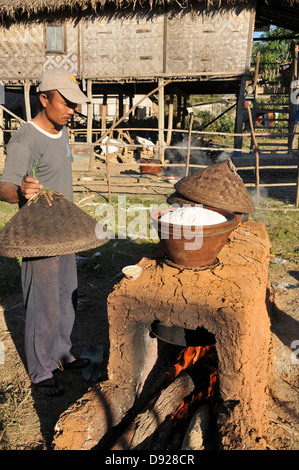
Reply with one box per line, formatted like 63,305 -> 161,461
0,68 -> 91,396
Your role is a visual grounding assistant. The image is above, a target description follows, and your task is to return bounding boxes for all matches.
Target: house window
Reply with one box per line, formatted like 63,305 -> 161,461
46,25 -> 65,53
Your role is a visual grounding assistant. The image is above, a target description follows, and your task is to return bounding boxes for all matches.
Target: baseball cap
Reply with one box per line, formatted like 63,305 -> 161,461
37,68 -> 90,104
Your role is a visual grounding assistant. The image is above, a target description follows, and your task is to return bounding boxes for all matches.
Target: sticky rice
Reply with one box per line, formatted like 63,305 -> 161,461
160,207 -> 227,226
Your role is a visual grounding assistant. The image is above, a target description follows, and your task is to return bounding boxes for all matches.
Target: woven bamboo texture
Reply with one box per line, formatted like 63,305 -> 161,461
173,159 -> 255,214
0,190 -> 110,258
0,7 -> 252,80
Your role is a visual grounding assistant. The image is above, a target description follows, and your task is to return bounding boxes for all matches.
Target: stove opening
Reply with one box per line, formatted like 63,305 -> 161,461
145,322 -> 218,450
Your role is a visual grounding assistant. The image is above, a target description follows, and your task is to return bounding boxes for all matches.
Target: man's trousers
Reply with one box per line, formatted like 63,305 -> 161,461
21,254 -> 78,383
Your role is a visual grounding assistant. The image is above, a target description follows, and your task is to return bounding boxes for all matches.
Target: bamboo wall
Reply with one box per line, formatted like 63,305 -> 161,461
0,5 -> 255,82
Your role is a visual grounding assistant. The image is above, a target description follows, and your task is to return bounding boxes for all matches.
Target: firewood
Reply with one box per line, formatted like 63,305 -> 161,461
181,403 -> 210,450
111,371 -> 195,450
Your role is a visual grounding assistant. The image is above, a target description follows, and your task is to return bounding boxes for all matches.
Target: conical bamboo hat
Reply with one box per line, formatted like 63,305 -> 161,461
0,190 -> 110,258
167,191 -> 197,207
174,158 -> 255,214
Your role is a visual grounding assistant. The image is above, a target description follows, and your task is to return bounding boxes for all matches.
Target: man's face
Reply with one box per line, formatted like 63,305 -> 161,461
41,90 -> 77,127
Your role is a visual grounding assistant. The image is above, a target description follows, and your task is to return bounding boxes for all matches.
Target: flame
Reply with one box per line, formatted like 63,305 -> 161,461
172,345 -> 214,378
170,345 -> 218,423
207,368 -> 217,399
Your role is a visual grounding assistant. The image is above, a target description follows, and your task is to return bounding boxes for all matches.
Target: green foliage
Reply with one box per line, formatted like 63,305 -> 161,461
191,109 -> 235,133
253,27 -> 297,65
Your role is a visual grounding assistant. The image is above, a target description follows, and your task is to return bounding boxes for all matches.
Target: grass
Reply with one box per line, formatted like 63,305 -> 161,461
252,199 -> 299,263
0,190 -> 297,450
0,193 -> 297,299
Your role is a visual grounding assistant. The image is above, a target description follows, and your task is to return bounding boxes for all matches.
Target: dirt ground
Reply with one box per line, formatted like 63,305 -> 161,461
0,169 -> 298,450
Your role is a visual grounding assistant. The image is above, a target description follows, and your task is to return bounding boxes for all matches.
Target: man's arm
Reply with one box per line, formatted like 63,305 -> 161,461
0,177 -> 43,204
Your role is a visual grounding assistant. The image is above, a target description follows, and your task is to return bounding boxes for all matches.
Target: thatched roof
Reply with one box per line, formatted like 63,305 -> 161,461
0,0 -> 273,16
0,0 -> 297,31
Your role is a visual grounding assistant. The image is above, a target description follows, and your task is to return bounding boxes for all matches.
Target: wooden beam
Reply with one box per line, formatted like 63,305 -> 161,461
101,93 -> 107,136
247,104 -> 260,207
234,74 -> 247,149
118,93 -> 124,120
87,79 -> 92,143
185,113 -> 194,177
94,79 -> 171,144
158,78 -> 165,162
166,90 -> 173,147
0,106 -> 3,156
24,81 -> 31,122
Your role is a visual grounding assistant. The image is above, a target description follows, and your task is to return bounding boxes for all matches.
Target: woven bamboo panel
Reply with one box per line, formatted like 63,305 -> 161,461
43,21 -> 79,75
0,6 -> 253,81
0,20 -> 79,79
82,6 -> 253,79
83,15 -> 164,78
0,23 -> 44,78
166,8 -> 253,75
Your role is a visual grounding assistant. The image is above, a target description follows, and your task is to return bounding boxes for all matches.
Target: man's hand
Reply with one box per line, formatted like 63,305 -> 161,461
21,176 -> 43,200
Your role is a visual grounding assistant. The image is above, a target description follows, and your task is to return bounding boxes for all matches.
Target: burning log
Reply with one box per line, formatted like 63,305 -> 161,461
146,347 -> 218,451
111,345 -> 218,451
111,371 -> 195,450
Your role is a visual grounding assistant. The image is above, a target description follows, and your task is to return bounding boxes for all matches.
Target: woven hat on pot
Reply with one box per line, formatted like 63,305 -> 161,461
167,191 -> 197,207
0,190 -> 110,258
174,158 -> 255,214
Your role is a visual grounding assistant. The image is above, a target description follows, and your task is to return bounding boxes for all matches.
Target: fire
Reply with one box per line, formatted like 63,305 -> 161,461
171,345 -> 218,423
172,345 -> 214,378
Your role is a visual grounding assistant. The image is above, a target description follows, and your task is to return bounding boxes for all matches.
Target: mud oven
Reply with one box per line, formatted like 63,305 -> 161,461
53,221 -> 272,451
53,161 -> 273,450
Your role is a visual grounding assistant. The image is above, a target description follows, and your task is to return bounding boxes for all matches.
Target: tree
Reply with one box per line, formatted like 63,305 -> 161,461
252,27 -> 298,83
253,27 -> 297,64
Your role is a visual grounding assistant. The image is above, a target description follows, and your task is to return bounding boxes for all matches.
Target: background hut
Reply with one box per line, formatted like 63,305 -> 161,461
0,0 -> 297,157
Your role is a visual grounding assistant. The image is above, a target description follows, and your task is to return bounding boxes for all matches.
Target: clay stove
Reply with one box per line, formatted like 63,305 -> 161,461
53,220 -> 273,450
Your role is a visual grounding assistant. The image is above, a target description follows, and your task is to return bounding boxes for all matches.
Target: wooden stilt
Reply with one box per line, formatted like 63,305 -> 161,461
0,106 -> 3,157
106,110 -> 118,203
296,166 -> 299,208
87,79 -> 92,144
158,78 -> 165,162
247,104 -> 260,207
24,81 -> 31,122
101,94 -> 107,136
166,89 -> 174,147
185,113 -> 194,177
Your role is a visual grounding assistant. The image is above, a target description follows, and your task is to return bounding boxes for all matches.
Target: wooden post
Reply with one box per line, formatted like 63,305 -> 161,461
289,45 -> 299,152
87,79 -> 92,143
185,113 -> 194,177
24,81 -> 31,122
101,94 -> 107,136
234,74 -> 247,150
0,106 -> 3,157
182,97 -> 187,129
118,93 -> 124,121
177,94 -> 182,123
166,90 -> 174,147
129,95 -> 133,126
158,78 -> 165,162
247,104 -> 260,207
251,51 -> 260,150
94,80 -> 171,144
106,110 -> 118,203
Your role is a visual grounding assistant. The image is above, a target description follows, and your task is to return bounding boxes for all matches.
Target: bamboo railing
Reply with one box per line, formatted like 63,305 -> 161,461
67,124 -> 299,208
0,111 -> 298,208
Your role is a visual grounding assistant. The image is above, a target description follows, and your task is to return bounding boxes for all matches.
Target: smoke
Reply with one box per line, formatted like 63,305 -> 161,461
164,134 -> 230,178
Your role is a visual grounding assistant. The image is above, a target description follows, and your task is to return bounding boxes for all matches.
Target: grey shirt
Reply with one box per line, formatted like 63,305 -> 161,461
1,121 -> 73,201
